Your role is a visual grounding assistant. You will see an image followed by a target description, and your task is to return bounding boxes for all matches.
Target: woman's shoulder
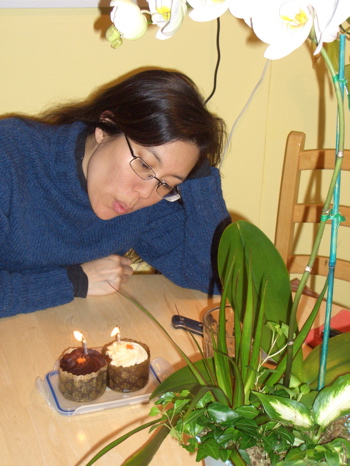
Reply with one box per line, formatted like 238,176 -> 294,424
0,118 -> 86,154
0,117 -> 85,137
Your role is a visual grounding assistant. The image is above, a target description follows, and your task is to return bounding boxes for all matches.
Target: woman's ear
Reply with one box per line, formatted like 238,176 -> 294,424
94,126 -> 105,144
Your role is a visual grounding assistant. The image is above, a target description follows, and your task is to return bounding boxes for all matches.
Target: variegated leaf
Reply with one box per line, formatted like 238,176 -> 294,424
313,374 -> 350,429
254,392 -> 313,429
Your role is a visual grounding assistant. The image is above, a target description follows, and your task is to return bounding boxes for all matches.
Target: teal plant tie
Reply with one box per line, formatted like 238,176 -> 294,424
320,210 -> 346,224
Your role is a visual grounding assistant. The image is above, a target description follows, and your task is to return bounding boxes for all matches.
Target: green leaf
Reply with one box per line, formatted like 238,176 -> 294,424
217,221 -> 296,370
254,392 -> 313,429
235,418 -> 259,435
196,438 -> 220,461
239,257 -> 255,384
181,410 -> 207,437
207,402 -> 240,423
313,374 -> 350,429
151,358 -> 214,399
117,290 -> 207,386
124,425 -> 171,466
324,446 -> 341,466
213,282 -> 234,401
235,404 -> 259,419
86,418 -> 162,465
303,333 -> 350,388
267,281 -> 327,388
149,406 -> 160,416
172,398 -> 190,415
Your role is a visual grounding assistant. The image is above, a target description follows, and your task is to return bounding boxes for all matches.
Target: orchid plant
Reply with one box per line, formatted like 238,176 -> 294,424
105,0 -> 350,58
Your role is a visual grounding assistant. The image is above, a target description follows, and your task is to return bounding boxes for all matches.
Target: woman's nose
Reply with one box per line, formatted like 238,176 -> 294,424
134,179 -> 158,199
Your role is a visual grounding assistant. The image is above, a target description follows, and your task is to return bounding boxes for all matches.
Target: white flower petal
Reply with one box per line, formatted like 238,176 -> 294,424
188,0 -> 230,22
311,0 -> 350,53
228,0 -> 258,20
247,0 -> 313,59
147,0 -> 187,39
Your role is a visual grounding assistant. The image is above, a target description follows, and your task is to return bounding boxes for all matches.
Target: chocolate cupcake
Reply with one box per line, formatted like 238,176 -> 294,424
58,347 -> 107,402
104,339 -> 150,392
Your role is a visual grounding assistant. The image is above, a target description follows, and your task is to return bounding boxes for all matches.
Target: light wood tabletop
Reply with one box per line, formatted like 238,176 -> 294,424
0,274 -> 346,466
0,274 -> 219,466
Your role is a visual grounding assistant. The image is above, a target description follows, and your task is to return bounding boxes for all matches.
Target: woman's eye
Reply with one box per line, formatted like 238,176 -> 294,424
139,160 -> 150,170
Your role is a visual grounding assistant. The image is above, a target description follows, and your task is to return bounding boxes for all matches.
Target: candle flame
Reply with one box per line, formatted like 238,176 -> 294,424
73,330 -> 85,342
111,326 -> 120,337
73,330 -> 88,354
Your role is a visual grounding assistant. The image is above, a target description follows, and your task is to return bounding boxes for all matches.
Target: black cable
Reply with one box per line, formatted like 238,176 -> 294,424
204,17 -> 221,104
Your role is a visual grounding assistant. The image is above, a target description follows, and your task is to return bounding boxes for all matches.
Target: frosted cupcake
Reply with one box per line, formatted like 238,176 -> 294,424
58,347 -> 107,402
104,339 -> 150,392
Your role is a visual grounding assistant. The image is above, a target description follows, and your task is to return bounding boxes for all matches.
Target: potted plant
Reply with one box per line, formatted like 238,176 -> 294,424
87,220 -> 350,465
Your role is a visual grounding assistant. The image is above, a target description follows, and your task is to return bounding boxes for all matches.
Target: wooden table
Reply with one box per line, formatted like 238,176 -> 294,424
0,274 -> 346,466
0,275 -> 219,466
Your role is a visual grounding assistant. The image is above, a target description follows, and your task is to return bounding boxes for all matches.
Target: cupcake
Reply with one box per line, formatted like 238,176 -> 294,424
58,347 -> 107,402
104,338 -> 150,392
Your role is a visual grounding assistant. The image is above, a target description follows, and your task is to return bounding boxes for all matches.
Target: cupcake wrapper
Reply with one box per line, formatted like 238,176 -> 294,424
104,339 -> 150,393
58,365 -> 107,402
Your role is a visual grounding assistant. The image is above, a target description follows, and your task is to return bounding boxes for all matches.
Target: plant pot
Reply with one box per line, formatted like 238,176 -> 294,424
204,458 -> 232,466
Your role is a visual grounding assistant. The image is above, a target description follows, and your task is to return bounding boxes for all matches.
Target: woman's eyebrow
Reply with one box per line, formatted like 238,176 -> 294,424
147,147 -> 185,181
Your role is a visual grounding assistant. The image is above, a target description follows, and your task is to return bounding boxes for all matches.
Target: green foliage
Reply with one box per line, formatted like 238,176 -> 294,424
217,222 -> 295,368
87,221 -> 350,466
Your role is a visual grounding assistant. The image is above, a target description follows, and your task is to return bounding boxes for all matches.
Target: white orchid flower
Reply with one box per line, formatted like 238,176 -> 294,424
228,0 -> 258,24
247,0 -> 313,60
187,0 -> 232,22
310,0 -> 350,54
245,0 -> 350,60
110,0 -> 148,40
147,0 -> 187,40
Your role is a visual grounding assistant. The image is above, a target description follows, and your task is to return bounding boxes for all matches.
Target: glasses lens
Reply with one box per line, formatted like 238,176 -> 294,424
130,157 -> 154,180
157,184 -> 181,202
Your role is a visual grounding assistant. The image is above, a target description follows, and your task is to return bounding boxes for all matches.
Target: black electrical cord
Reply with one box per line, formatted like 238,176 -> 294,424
205,17 -> 221,104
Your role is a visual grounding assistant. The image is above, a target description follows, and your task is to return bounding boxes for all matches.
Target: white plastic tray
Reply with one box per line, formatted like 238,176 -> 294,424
36,357 -> 173,416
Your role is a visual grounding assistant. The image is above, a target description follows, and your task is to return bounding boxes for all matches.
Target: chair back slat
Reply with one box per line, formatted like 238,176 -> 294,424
275,131 -> 350,284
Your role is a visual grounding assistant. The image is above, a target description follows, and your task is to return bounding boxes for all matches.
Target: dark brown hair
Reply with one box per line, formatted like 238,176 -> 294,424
42,69 -> 226,166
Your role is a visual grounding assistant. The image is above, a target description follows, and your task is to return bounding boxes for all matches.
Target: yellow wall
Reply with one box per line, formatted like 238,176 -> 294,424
0,8 -> 349,305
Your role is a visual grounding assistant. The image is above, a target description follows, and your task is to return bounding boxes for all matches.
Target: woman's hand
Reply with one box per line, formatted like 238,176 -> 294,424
81,255 -> 133,296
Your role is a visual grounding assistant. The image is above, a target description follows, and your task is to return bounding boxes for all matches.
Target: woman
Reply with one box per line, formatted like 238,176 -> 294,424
0,69 -> 231,317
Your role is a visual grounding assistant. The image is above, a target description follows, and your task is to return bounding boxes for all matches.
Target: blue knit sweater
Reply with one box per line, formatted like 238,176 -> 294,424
0,118 -> 231,317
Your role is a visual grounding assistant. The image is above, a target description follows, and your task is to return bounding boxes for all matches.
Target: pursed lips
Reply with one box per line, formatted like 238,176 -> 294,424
113,200 -> 131,215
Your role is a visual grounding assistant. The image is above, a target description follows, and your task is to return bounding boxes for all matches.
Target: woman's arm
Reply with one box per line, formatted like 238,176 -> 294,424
0,267 -> 75,318
133,167 -> 231,295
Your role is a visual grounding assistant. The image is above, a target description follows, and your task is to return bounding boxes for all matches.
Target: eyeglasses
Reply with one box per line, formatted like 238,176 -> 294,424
125,135 -> 181,202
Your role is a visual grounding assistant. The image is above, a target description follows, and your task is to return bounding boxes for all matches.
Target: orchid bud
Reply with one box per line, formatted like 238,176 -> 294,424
111,37 -> 123,48
110,0 -> 148,40
105,25 -> 121,43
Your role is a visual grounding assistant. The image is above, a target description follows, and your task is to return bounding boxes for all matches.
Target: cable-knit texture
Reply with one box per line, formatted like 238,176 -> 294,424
0,118 -> 231,317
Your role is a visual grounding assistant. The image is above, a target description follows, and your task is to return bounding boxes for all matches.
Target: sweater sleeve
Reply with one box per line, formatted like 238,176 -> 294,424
0,268 -> 75,318
133,167 -> 231,295
0,121 -> 77,318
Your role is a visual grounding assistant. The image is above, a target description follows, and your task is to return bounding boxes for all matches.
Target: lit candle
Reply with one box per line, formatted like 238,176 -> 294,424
111,326 -> 121,344
73,330 -> 88,355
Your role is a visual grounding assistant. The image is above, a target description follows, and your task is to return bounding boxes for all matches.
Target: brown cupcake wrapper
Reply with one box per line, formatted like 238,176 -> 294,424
58,365 -> 107,402
103,339 -> 150,393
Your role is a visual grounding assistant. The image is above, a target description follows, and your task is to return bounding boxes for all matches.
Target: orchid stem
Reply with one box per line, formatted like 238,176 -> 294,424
284,41 -> 345,387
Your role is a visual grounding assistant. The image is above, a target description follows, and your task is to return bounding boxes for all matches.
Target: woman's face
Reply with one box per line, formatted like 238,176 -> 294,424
83,128 -> 200,220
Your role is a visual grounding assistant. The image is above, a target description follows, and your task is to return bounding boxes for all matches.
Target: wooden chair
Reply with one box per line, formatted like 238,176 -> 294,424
275,131 -> 350,284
